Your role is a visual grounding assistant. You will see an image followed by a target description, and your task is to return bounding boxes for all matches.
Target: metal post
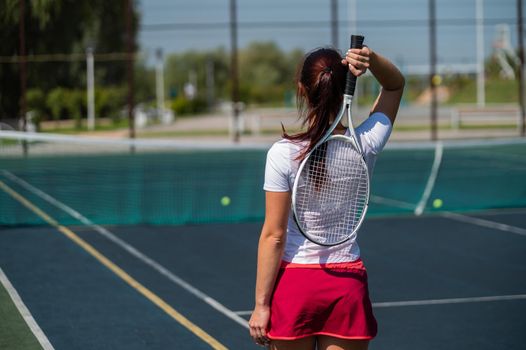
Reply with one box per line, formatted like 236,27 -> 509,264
86,47 -> 95,131
19,0 -> 27,133
348,0 -> 357,35
155,48 -> 165,121
19,0 -> 28,155
476,0 -> 485,107
518,0 -> 526,136
230,0 -> 240,142
331,0 -> 339,48
206,60 -> 215,108
429,0 -> 438,141
126,0 -> 135,140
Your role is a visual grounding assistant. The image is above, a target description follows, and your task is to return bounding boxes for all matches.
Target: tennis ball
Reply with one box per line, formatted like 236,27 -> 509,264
220,196 -> 231,206
432,198 -> 443,208
432,74 -> 442,86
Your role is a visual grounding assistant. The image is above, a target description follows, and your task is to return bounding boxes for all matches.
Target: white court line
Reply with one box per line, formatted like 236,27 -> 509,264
1,170 -> 249,330
414,142 -> 443,216
230,200 -> 526,315
371,195 -> 526,238
369,195 -> 415,210
441,211 -> 526,237
233,293 -> 526,315
0,130 -> 267,150
234,310 -> 253,316
5,169 -> 524,330
0,268 -> 55,350
373,294 -> 526,307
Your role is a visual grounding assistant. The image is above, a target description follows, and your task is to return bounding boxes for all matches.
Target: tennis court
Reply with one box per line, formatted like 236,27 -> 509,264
1,131 -> 525,349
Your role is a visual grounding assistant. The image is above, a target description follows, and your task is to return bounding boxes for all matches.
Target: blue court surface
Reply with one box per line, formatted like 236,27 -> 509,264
1,208 -> 525,349
1,134 -> 525,349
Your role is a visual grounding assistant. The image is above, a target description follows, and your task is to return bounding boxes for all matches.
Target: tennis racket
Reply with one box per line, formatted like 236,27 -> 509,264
292,35 -> 368,246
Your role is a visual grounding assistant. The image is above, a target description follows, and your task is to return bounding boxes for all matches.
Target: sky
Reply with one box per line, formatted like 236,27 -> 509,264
137,0 -> 520,73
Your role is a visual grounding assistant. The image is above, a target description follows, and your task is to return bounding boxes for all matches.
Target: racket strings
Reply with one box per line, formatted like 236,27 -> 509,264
295,139 -> 369,245
308,143 -> 328,191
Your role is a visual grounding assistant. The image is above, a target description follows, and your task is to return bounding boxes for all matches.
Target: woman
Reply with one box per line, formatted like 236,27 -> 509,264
249,45 -> 404,350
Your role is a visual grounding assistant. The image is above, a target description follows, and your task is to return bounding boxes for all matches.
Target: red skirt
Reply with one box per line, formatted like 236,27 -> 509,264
267,260 -> 377,340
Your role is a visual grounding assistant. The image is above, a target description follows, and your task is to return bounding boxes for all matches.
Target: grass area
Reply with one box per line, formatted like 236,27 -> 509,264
0,139 -> 21,146
138,129 -> 231,138
393,123 -> 518,132
31,120 -> 521,138
446,78 -> 519,105
138,128 -> 303,138
39,118 -> 129,134
456,123 -> 518,130
0,281 -> 43,350
137,123 -> 518,139
393,124 -> 450,132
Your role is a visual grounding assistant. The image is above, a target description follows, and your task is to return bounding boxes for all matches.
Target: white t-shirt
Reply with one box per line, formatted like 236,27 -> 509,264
263,112 -> 393,265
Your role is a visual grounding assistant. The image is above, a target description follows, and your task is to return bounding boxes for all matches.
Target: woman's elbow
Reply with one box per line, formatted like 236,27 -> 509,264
260,229 -> 287,248
386,75 -> 405,93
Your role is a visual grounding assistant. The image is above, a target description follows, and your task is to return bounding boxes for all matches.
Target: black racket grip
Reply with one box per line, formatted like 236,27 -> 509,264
344,35 -> 365,96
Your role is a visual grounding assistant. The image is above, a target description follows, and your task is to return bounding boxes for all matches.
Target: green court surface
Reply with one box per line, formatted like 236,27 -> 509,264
1,132 -> 525,226
0,276 -> 43,350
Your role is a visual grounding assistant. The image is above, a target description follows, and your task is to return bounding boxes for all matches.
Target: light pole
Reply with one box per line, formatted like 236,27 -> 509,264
429,0 -> 438,141
518,0 -> 525,136
155,48 -> 165,121
86,46 -> 95,131
476,0 -> 485,107
230,0 -> 240,142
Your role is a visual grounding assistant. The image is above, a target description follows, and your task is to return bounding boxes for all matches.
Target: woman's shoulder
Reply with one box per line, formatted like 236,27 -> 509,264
266,138 -> 305,170
268,138 -> 305,155
356,111 -> 392,133
355,112 -> 393,155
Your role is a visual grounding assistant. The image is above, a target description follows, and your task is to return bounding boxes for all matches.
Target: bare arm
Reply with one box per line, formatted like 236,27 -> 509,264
368,50 -> 405,125
345,47 -> 405,125
249,191 -> 290,346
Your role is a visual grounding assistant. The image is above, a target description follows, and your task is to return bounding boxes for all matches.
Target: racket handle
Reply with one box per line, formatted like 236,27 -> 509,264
344,35 -> 365,96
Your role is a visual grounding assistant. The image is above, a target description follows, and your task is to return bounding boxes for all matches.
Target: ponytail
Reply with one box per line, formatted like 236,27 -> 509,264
283,48 -> 347,160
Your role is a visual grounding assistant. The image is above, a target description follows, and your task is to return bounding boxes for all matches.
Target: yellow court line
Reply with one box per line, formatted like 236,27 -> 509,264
0,180 -> 228,350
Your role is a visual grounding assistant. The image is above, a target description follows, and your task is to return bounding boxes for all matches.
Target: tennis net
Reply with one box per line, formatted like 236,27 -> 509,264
1,130 -> 525,226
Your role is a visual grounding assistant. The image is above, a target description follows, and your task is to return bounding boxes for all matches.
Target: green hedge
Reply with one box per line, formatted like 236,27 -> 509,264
171,96 -> 208,116
26,87 -> 127,130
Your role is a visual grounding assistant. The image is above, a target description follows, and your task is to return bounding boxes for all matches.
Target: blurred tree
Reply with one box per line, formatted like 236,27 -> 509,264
134,58 -> 155,104
0,0 -> 140,120
164,43 -> 304,109
165,47 -> 230,104
239,42 -> 303,104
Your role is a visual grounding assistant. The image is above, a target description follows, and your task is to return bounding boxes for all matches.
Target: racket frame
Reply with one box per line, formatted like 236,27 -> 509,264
291,94 -> 370,246
291,34 -> 370,246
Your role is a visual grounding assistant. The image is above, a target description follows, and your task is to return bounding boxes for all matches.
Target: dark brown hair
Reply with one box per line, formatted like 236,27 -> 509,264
283,47 -> 347,159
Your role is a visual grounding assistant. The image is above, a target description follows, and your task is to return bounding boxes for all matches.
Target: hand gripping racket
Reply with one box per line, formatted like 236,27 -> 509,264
292,35 -> 368,246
